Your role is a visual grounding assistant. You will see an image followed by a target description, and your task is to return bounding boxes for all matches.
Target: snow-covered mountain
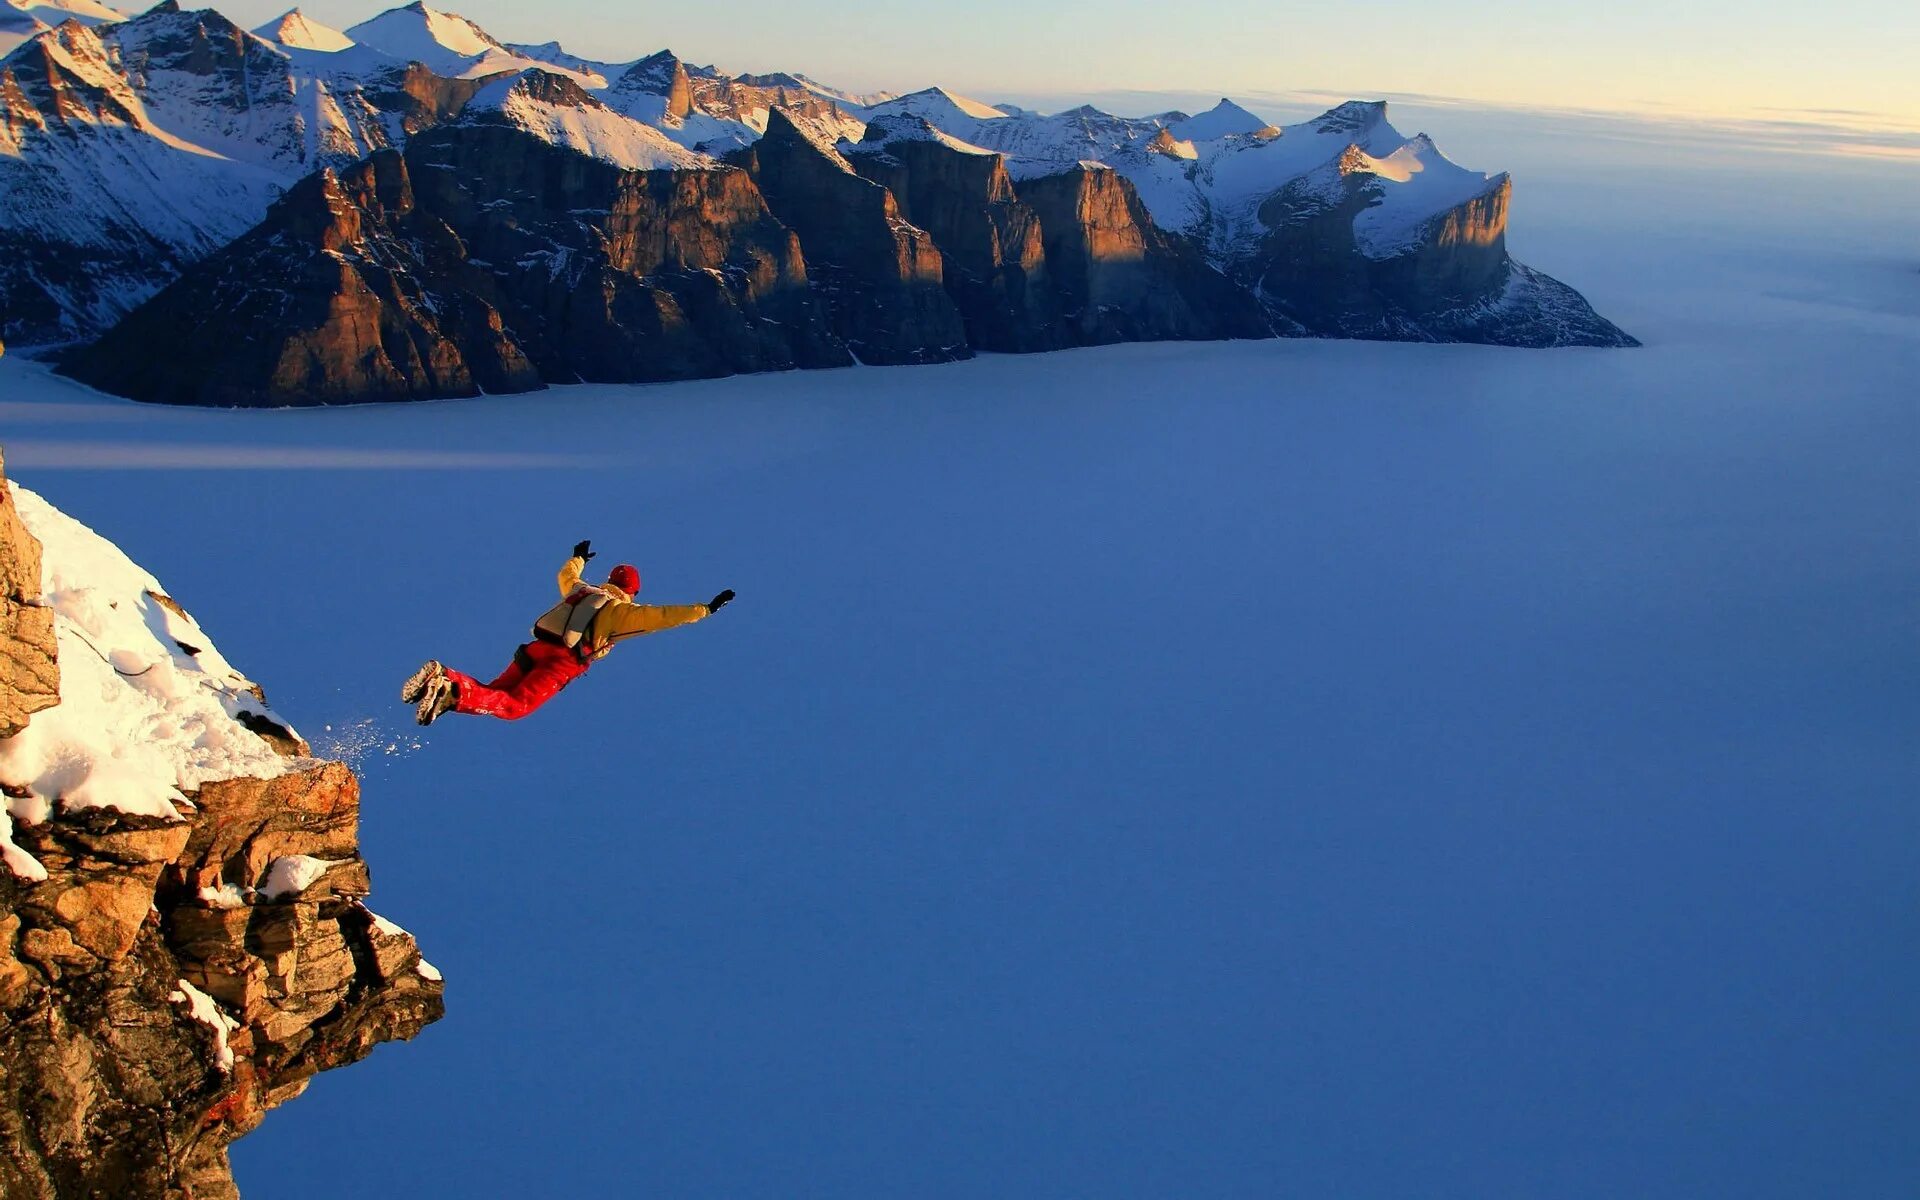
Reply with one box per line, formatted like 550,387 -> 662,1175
251,7 -> 351,52
0,3 -> 878,343
0,0 -> 126,56
344,1 -> 601,83
0,0 -> 1634,357
0,7 -> 377,343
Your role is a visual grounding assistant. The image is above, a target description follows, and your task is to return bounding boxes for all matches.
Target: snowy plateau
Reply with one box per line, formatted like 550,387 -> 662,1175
0,1 -> 1633,407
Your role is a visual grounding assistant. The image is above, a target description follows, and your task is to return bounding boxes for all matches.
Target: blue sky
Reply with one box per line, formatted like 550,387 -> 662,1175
239,0 -> 1920,124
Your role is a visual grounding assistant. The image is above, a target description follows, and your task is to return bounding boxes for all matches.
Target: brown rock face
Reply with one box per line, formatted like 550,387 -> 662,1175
733,110 -> 969,365
405,116 -> 847,383
59,151 -> 505,406
1015,165 -> 1270,345
1247,146 -> 1507,335
846,116 -> 1066,352
60,114 -> 850,405
365,61 -> 498,137
0,499 -> 442,1199
0,449 -> 57,739
0,762 -> 442,1200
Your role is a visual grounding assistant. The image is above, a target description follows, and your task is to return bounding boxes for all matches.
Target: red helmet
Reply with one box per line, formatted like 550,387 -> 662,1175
607,564 -> 641,595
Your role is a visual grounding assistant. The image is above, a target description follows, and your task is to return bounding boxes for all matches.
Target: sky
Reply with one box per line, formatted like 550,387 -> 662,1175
221,0 -> 1920,127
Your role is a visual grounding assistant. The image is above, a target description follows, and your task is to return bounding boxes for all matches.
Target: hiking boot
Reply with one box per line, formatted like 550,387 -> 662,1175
401,660 -> 444,703
415,673 -> 457,727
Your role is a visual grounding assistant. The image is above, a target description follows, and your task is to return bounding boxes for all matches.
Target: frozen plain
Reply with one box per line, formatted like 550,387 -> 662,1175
2,101 -> 1916,1197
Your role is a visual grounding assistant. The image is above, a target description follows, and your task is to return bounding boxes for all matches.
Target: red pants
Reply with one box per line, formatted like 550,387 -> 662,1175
448,640 -> 588,721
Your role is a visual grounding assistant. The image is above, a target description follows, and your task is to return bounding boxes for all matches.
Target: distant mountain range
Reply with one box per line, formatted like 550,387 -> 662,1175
0,1 -> 1637,405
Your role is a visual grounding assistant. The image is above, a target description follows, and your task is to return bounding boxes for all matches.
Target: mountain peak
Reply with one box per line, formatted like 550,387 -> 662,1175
1312,100 -> 1388,135
1169,97 -> 1276,142
610,48 -> 691,121
346,2 -> 506,67
876,86 -> 1007,124
253,6 -> 353,52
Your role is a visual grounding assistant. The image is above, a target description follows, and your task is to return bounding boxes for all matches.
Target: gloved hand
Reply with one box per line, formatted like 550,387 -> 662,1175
708,589 -> 735,613
573,540 -> 596,561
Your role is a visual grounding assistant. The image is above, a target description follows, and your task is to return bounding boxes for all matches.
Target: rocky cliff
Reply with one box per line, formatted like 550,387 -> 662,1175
0,2 -> 1635,361
1243,140 -> 1626,345
843,113 -> 1066,353
0,448 -> 56,738
62,100 -> 1289,403
62,91 -> 849,405
0,454 -> 443,1197
1016,163 -> 1271,345
732,109 -> 969,365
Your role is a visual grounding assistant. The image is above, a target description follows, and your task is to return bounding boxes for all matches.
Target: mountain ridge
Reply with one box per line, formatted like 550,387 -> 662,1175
3,0 -> 1635,393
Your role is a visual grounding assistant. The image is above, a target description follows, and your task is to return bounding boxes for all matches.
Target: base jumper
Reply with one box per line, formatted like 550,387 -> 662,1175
403,541 -> 734,726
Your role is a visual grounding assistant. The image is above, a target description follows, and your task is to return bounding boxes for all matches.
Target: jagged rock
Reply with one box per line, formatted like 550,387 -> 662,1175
60,112 -> 850,405
0,449 -> 57,738
0,473 -> 442,1198
1015,164 -> 1271,345
845,113 -> 1067,352
0,780 -> 442,1199
732,109 -> 968,365
1,472 -> 441,1190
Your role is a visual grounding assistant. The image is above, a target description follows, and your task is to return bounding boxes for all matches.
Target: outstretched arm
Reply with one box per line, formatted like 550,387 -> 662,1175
600,601 -> 713,644
558,540 -> 595,597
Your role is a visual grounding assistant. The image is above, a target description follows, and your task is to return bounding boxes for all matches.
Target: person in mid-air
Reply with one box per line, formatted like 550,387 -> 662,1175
404,540 -> 734,726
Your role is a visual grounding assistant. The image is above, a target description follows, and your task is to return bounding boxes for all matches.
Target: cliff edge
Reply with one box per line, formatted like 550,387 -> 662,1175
0,449 -> 443,1199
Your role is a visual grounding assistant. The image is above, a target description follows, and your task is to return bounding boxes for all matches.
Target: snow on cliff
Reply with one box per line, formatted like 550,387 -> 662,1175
1349,134 -> 1507,258
0,483 -> 300,882
470,71 -> 710,170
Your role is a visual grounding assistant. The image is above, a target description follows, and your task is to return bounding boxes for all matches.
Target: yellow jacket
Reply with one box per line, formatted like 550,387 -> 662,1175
556,555 -> 711,661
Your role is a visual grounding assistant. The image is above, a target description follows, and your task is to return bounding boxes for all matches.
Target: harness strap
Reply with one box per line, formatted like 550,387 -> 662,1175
532,586 -> 614,662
